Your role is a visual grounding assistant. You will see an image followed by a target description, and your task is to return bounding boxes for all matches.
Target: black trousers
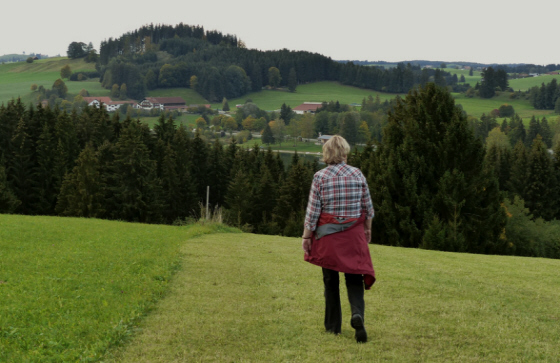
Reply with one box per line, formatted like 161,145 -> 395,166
322,267 -> 365,334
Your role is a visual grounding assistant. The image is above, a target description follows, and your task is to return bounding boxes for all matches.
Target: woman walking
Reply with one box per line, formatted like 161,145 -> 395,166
302,135 -> 375,343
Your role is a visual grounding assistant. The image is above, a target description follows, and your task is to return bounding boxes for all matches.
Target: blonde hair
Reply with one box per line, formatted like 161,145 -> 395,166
322,135 -> 350,164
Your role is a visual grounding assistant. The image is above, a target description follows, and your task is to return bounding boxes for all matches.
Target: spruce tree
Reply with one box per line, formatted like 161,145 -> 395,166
207,138 -> 228,207
524,136 -> 558,220
288,67 -> 297,92
507,114 -> 526,146
111,121 -> 163,223
507,140 -> 529,198
33,121 -> 58,214
55,143 -> 105,218
262,123 -> 275,144
0,158 -> 20,213
190,131 -> 208,202
368,83 -> 506,253
525,116 -> 540,147
8,118 -> 36,214
225,169 -> 252,227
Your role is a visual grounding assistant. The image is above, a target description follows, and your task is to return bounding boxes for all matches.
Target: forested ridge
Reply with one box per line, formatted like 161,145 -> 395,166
95,23 -> 460,101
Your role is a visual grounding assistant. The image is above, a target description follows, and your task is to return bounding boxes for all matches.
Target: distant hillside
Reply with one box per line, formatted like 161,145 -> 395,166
96,24 -> 461,102
338,59 -> 560,74
0,53 -> 49,63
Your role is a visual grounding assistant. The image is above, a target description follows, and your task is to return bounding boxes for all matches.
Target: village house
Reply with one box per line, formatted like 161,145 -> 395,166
83,97 -> 113,108
82,97 -> 138,112
293,102 -> 323,115
317,134 -> 333,144
138,97 -> 186,111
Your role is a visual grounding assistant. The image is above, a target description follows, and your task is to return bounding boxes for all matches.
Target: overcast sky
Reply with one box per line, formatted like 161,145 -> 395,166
2,0 -> 558,65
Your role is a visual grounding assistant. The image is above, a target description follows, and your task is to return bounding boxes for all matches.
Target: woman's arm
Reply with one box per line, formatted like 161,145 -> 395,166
364,218 -> 372,243
302,228 -> 313,254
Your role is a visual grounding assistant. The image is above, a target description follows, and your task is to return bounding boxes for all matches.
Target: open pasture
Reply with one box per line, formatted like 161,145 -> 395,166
509,74 -> 560,92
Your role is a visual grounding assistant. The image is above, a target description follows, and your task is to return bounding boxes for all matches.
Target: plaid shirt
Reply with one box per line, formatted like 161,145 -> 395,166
304,162 -> 374,231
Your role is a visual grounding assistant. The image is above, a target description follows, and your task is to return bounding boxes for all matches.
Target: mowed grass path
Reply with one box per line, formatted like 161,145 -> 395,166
108,233 -> 560,362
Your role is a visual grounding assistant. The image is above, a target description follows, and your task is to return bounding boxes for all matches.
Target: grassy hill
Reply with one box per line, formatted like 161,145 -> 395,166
1,215 -> 559,362
1,58 -> 558,122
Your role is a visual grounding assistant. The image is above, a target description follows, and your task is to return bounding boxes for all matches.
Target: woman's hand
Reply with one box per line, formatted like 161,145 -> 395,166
364,229 -> 372,243
302,238 -> 312,255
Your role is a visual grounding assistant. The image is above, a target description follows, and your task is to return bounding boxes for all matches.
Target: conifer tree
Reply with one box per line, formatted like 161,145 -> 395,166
222,97 -> 230,112
288,67 -> 297,92
56,143 -> 105,218
8,118 -> 36,214
0,158 -> 20,213
507,140 -> 529,198
225,169 -> 252,227
261,123 -> 275,144
111,121 -> 163,223
252,165 -> 277,231
171,126 -> 198,219
525,116 -> 540,147
33,121 -> 58,214
207,138 -> 228,207
274,155 -> 311,233
159,143 -> 182,223
507,114 -> 526,146
190,131 -> 209,202
368,83 -> 506,253
539,117 -> 553,148
524,136 -> 558,220
53,111 -> 80,188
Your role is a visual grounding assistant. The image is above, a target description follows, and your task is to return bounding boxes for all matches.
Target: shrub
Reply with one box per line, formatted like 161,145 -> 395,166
26,57 -> 33,63
499,104 -> 515,117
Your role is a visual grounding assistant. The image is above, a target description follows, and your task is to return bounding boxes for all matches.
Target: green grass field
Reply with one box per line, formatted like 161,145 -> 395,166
0,57 -> 97,105
509,75 -> 560,92
0,215 -> 238,362
2,215 -> 559,362
216,81 -> 402,111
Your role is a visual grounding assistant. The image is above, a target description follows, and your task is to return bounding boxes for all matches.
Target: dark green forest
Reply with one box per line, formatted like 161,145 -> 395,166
2,84 -> 560,259
95,23 -> 459,101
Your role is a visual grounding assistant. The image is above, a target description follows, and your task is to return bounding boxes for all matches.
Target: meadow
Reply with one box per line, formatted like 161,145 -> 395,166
2,215 -> 559,362
1,58 -> 559,124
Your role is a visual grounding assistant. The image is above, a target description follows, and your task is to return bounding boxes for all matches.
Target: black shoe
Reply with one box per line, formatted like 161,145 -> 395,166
351,314 -> 367,343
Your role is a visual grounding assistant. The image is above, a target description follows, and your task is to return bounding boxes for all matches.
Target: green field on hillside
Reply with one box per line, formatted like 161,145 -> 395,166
509,75 -> 560,92
217,81 -> 402,111
2,215 -> 559,362
452,92 -> 559,121
0,57 -> 98,105
1,58 -> 558,123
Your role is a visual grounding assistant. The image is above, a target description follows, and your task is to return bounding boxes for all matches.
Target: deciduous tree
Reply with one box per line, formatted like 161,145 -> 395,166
60,65 -> 71,79
268,67 -> 281,88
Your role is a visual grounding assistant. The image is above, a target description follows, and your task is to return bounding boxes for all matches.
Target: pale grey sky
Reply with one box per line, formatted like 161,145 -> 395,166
2,0 -> 558,65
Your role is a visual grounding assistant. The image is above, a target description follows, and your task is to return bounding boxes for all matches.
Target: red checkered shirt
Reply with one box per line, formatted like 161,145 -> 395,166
304,162 -> 374,231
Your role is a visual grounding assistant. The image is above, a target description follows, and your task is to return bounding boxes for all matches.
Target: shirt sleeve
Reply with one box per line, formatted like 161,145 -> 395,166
304,174 -> 322,231
360,174 -> 375,220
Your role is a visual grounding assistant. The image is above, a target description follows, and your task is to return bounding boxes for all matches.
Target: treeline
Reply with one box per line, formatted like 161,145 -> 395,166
96,23 -> 458,101
0,99 -> 318,235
